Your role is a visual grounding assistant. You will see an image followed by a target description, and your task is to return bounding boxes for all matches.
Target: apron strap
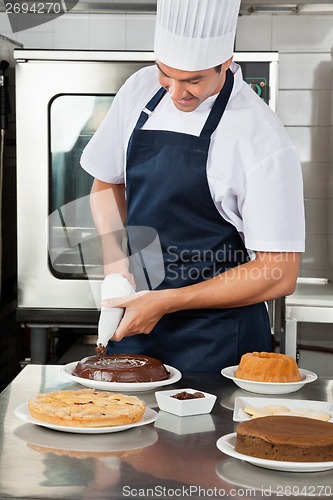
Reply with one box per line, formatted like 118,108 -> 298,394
200,69 -> 234,139
135,87 -> 167,129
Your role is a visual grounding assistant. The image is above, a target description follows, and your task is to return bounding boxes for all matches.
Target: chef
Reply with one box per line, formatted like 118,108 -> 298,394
80,0 -> 305,372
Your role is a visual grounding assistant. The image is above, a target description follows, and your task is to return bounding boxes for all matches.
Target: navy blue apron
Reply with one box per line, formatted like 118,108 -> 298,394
108,69 -> 272,372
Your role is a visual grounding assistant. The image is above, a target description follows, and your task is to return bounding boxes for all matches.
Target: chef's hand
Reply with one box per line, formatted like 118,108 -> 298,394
101,290 -> 168,341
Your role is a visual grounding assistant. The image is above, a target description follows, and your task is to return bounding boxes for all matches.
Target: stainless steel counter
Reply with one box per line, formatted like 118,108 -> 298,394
1,365 -> 333,500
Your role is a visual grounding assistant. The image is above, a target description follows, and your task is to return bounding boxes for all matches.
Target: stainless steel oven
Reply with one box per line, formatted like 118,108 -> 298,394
15,50 -> 278,333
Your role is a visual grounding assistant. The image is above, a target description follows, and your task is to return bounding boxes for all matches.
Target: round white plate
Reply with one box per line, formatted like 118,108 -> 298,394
14,403 -> 159,434
221,366 -> 317,395
60,362 -> 182,392
216,433 -> 333,472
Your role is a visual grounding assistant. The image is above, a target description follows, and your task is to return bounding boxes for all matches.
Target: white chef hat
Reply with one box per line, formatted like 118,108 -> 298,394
154,0 -> 241,71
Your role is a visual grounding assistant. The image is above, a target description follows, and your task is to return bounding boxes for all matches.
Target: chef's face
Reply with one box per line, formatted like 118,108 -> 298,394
156,58 -> 232,112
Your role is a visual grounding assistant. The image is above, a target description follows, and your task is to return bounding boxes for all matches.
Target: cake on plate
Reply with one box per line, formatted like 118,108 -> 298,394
235,415 -> 333,462
235,352 -> 301,383
72,354 -> 171,383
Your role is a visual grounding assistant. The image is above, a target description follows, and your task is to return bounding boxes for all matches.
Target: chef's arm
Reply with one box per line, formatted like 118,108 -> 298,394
169,251 -> 300,310
103,251 -> 300,339
90,179 -> 131,280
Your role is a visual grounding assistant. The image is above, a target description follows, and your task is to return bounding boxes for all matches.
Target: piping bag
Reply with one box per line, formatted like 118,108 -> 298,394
97,274 -> 135,349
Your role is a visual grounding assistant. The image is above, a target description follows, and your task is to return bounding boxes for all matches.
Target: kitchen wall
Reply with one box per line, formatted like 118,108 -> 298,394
238,14 -> 333,284
0,8 -> 332,372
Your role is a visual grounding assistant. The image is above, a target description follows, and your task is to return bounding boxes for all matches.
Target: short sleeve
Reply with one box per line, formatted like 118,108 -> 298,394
241,146 -> 305,252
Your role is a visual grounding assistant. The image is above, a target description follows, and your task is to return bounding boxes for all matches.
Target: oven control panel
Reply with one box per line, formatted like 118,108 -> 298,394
238,61 -> 271,105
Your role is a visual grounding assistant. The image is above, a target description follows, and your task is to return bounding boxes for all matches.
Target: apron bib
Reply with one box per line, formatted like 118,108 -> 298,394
108,69 -> 272,372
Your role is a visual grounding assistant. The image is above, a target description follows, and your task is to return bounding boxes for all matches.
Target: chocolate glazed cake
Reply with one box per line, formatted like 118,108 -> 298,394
235,415 -> 333,462
73,354 -> 171,383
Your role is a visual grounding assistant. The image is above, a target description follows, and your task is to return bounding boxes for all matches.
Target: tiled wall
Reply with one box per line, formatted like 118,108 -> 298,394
237,14 -> 333,281
0,12 -> 156,50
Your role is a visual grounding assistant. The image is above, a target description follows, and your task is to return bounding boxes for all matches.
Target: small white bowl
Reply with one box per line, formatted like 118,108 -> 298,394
155,388 -> 217,417
221,366 -> 317,395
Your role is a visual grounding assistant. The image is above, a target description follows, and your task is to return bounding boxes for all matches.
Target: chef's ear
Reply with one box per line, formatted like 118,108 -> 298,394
222,56 -> 233,72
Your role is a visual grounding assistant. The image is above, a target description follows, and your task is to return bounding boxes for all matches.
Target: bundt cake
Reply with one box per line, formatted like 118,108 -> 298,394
235,352 -> 301,383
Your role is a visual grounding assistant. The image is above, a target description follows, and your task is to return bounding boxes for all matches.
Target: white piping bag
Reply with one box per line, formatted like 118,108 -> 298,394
97,274 -> 135,349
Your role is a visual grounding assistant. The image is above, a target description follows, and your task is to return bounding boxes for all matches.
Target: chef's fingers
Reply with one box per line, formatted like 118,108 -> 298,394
109,292 -> 161,340
111,308 -> 153,341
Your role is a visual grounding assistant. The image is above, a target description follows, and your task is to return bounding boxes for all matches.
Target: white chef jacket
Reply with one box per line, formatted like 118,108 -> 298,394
81,62 -> 305,253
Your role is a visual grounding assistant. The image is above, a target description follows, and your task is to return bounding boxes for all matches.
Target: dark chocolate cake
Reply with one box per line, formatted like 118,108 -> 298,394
73,354 -> 171,383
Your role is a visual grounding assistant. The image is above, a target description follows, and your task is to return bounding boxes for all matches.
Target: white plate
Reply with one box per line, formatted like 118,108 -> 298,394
216,433 -> 333,472
221,366 -> 317,395
61,362 -> 182,392
233,397 -> 333,422
14,403 -> 159,434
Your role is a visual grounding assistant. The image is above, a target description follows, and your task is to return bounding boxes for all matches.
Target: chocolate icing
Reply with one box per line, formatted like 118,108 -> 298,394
73,354 -> 171,383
